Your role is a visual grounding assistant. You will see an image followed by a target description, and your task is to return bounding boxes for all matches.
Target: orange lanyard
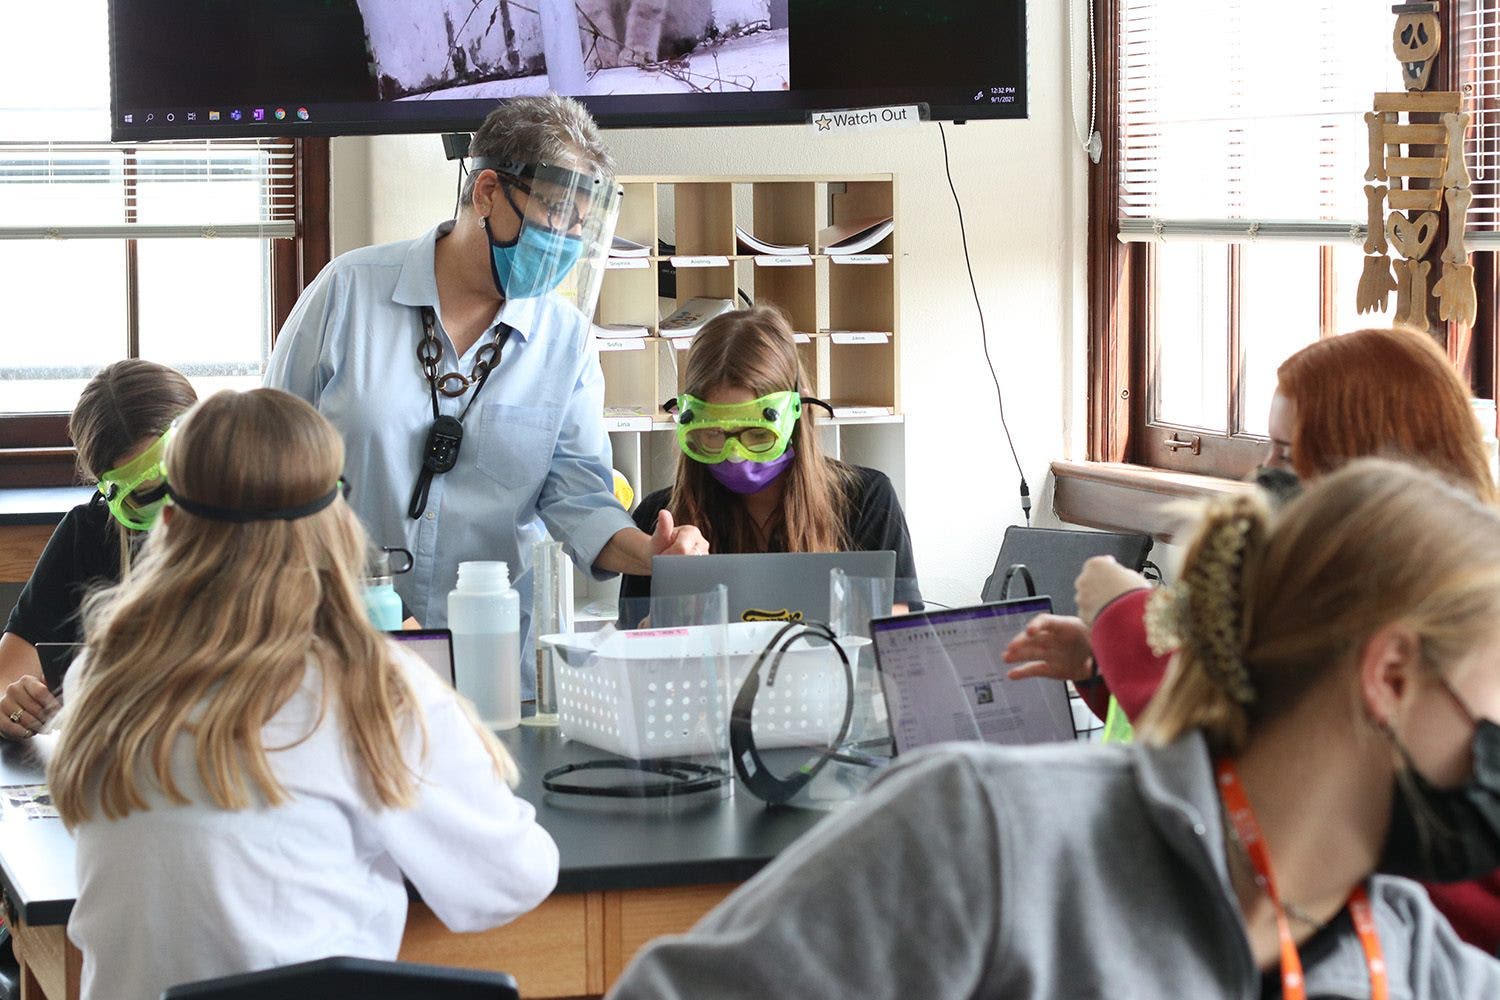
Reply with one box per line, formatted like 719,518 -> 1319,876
1215,758 -> 1388,1000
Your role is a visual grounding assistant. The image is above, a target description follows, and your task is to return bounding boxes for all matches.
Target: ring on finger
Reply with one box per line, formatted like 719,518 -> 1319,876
7,708 -> 23,724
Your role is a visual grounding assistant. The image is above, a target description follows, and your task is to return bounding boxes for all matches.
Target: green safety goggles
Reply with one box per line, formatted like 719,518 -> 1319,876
95,429 -> 171,531
668,390 -> 802,465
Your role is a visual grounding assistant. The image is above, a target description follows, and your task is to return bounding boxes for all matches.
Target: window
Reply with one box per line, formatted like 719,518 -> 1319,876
0,2 -> 329,486
1090,0 -> 1500,477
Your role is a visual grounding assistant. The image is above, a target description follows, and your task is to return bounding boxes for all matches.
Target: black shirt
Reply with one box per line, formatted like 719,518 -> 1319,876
619,464 -> 923,614
4,496 -> 121,647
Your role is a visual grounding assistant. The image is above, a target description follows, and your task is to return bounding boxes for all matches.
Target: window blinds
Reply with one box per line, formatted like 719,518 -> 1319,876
0,1 -> 295,240
0,141 -> 296,240
1118,1 -> 1415,245
1460,0 -> 1500,249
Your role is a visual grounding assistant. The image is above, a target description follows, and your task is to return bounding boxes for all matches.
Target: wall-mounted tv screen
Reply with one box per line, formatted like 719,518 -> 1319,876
108,1 -> 1027,140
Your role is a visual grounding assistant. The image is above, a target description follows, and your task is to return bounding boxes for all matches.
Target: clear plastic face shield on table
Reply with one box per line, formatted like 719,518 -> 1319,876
471,158 -> 623,322
722,571 -> 901,810
539,587 -> 736,805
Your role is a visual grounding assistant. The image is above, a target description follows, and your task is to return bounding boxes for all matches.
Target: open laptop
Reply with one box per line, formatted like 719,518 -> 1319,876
386,629 -> 455,685
870,597 -> 1076,755
650,551 -> 897,626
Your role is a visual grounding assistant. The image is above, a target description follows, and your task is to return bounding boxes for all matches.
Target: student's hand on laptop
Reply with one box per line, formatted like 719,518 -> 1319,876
1003,614 -> 1094,683
1075,556 -> 1150,627
0,675 -> 60,741
652,509 -> 709,558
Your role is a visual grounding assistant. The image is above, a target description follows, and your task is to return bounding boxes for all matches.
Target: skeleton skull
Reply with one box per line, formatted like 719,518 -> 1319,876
1393,8 -> 1442,91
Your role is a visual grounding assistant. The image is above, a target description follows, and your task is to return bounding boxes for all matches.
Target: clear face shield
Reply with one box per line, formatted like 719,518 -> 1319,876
473,158 -> 622,322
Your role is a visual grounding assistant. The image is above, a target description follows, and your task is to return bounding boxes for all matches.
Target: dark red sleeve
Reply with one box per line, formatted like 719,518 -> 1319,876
1089,588 -> 1171,721
1073,676 -> 1113,723
1423,874 -> 1500,955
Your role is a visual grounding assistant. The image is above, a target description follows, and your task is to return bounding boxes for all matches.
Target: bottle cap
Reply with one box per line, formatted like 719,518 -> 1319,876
457,560 -> 511,592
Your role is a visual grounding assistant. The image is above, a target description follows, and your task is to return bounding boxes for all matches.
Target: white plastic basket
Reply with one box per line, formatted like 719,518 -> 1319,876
542,622 -> 870,759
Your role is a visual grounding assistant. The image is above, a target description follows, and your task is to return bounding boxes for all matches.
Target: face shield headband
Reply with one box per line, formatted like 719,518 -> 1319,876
471,158 -> 622,319
96,429 -> 171,532
667,390 -> 816,465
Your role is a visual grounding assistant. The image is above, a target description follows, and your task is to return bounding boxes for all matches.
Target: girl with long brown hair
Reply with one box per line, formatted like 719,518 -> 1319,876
618,306 -> 921,616
49,388 -> 557,1000
0,359 -> 196,741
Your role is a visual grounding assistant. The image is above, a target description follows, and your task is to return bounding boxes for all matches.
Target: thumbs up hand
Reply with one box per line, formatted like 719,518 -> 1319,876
652,509 -> 709,557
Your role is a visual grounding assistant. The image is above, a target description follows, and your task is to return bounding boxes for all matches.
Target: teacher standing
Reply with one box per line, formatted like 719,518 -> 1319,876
267,95 -> 704,696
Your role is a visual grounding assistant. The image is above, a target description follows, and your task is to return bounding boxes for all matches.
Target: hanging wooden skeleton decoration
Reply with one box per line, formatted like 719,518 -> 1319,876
1357,1 -> 1475,327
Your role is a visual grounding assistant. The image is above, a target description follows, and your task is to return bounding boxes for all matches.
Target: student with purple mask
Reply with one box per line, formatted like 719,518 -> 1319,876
618,306 -> 921,621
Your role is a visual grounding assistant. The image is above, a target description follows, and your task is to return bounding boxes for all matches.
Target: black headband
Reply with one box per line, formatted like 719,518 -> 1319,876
167,480 -> 345,524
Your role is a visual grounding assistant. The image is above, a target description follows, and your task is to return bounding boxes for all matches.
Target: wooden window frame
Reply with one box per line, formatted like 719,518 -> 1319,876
0,138 -> 331,488
1088,0 -> 1498,482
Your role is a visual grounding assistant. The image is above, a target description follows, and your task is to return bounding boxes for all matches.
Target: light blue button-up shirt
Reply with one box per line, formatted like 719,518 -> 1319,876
265,222 -> 633,696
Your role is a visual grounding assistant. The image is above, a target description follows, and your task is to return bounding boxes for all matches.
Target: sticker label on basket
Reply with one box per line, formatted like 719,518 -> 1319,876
753,255 -> 813,268
669,255 -> 730,268
830,254 -> 892,265
606,257 -> 651,270
628,628 -> 690,638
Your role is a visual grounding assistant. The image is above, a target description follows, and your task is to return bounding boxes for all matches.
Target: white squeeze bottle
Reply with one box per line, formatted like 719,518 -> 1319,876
448,560 -> 522,731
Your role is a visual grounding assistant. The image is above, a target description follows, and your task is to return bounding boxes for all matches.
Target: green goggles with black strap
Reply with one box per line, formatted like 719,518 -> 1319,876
95,429 -> 171,532
667,390 -> 805,465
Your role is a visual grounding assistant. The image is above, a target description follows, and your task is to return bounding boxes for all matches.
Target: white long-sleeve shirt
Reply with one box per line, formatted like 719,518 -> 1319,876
65,644 -> 559,1000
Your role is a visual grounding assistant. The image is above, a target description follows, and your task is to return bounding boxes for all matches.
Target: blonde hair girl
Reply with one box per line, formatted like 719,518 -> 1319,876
608,459 -> 1500,998
50,389 -> 558,1000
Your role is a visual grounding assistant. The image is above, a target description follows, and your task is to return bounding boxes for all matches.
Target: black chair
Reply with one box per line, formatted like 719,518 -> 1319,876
160,956 -> 518,1000
980,525 -> 1153,617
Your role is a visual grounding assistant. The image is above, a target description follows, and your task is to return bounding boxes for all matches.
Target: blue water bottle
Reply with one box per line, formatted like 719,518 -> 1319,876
363,546 -> 413,630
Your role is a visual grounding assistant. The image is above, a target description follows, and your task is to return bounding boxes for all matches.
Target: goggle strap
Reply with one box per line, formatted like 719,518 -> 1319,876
167,480 -> 344,524
801,396 -> 836,417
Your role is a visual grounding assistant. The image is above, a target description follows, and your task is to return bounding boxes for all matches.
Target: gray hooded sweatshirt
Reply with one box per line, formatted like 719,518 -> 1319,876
608,733 -> 1500,999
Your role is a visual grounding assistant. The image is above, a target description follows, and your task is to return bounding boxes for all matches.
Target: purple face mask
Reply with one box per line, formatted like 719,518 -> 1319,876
707,449 -> 795,495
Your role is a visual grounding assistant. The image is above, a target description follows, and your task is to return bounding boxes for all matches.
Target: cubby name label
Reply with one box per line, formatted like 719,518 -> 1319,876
669,255 -> 730,268
753,255 -> 813,268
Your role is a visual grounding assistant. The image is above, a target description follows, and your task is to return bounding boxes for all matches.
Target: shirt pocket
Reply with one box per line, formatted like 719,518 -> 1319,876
474,402 -> 561,494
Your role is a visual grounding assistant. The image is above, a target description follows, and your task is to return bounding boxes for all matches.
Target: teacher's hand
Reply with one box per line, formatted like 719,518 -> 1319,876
0,675 -> 60,741
652,509 -> 709,557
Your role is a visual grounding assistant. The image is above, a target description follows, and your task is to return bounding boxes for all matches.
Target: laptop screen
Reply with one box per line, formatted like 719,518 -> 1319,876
870,598 -> 1076,755
386,629 -> 455,686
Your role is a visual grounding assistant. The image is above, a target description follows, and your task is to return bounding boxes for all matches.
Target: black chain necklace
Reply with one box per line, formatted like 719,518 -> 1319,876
407,305 -> 512,519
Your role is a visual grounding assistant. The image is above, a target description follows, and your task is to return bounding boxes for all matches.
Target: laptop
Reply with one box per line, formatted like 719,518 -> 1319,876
650,551 -> 897,626
980,527 -> 1152,617
386,629 -> 455,685
870,597 -> 1076,755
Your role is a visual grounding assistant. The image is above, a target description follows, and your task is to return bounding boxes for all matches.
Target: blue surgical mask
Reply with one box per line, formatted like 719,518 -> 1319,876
484,216 -> 583,300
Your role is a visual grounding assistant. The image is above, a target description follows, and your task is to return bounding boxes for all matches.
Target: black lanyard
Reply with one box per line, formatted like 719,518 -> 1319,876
407,306 -> 512,519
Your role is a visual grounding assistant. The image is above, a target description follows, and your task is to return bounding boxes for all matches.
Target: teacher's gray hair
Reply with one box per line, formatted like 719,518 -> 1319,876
460,94 -> 615,210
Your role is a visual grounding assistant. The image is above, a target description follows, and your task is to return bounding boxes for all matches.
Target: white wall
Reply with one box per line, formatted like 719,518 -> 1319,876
332,1 -> 1089,608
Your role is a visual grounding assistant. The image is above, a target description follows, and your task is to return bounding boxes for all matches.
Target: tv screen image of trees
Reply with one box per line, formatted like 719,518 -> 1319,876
108,1 -> 1027,138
